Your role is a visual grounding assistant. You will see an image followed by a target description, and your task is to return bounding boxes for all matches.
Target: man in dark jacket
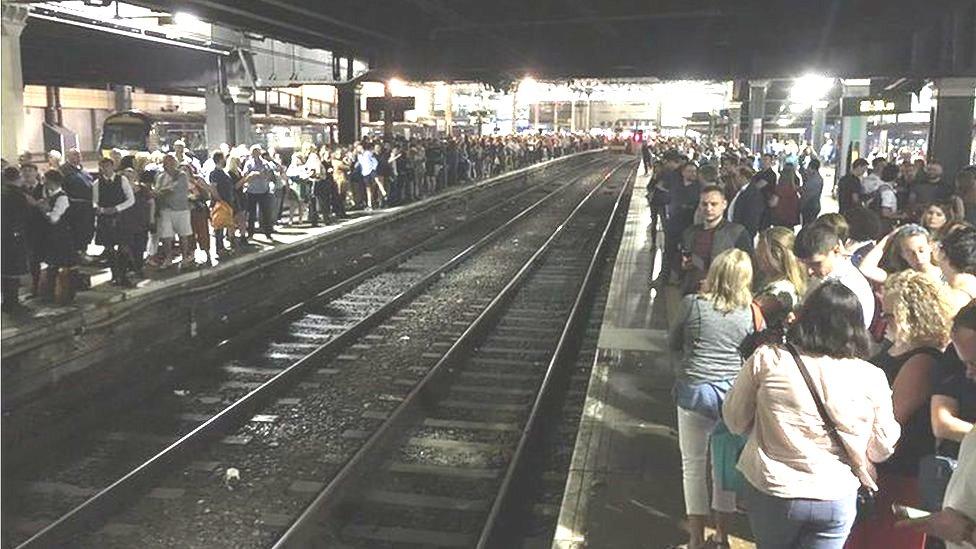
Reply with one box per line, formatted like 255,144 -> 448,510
61,148 -> 95,257
836,157 -> 868,215
2,166 -> 31,313
730,171 -> 772,239
680,185 -> 753,294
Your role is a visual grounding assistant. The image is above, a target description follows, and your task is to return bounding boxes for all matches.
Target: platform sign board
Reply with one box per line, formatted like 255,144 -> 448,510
841,93 -> 912,116
366,96 -> 416,122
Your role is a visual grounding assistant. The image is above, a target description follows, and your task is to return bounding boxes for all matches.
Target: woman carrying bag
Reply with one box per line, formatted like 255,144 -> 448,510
669,249 -> 758,549
723,281 -> 901,548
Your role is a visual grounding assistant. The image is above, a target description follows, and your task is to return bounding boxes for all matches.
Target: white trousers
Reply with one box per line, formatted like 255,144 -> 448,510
676,406 -> 737,515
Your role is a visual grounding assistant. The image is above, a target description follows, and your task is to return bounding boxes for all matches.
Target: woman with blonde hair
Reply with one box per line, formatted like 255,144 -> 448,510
755,226 -> 808,326
846,270 -> 952,549
669,248 -> 757,549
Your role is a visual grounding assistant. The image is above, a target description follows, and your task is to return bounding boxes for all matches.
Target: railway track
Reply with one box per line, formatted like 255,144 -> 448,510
272,164 -> 636,548
7,155 -> 631,548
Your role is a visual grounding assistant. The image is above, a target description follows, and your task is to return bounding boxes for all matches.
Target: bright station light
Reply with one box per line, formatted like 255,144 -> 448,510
789,74 -> 835,106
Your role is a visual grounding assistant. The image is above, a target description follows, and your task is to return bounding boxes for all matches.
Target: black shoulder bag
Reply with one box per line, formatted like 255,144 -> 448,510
784,343 -> 877,522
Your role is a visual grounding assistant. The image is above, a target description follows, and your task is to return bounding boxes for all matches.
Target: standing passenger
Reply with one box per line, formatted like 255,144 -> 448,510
724,281 -> 900,548
846,271 -> 951,549
670,249 -> 757,549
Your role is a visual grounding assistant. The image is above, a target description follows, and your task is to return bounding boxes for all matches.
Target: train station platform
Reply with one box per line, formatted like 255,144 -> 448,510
0,151 -> 601,446
551,170 -> 754,548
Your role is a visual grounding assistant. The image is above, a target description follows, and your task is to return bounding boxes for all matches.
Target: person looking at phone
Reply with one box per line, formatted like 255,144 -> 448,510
677,185 -> 752,295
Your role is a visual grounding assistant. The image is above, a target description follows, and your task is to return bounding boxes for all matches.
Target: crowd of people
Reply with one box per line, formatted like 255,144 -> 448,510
0,133 -> 602,312
651,133 -> 976,549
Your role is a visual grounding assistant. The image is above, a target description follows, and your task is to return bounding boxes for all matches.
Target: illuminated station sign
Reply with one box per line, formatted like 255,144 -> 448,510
842,93 -> 912,116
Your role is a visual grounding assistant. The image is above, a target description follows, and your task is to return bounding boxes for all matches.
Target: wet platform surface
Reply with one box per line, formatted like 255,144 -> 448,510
552,170 -> 755,549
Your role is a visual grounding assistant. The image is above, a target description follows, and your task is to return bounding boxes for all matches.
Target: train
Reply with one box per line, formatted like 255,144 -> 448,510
98,110 -> 338,160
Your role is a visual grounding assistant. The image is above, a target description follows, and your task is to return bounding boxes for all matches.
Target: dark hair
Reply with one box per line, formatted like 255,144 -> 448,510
852,158 -> 869,169
872,157 -> 887,169
787,280 -> 871,359
699,164 -> 718,181
2,166 -> 20,182
98,157 -> 114,166
953,300 -> 976,332
807,158 -> 821,171
212,150 -> 225,163
844,206 -> 882,242
795,223 -> 841,259
43,169 -> 63,184
940,224 -> 976,275
881,164 -> 899,182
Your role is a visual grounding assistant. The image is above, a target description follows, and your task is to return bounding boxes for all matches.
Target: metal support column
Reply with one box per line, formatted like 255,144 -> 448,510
383,80 -> 394,139
811,100 -> 828,155
727,101 -> 742,144
839,79 -> 870,173
929,77 -> 976,178
552,102 -> 558,131
443,83 -> 453,138
570,100 -> 577,132
748,80 -> 768,154
337,84 -> 360,145
113,85 -> 133,113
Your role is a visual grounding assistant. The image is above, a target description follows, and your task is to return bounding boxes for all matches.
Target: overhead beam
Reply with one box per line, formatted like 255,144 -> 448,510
429,9 -> 723,37
134,0 -> 366,50
255,0 -> 401,45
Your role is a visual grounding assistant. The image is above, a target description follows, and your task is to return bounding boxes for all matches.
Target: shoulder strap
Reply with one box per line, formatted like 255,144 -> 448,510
783,343 -> 860,472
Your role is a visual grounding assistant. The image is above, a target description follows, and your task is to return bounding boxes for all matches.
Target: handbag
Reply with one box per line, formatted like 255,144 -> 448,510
784,343 -> 877,522
918,453 -> 957,511
711,421 -> 748,496
210,200 -> 236,230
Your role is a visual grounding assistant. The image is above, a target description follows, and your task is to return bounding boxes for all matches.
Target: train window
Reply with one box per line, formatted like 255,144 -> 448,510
101,124 -> 147,151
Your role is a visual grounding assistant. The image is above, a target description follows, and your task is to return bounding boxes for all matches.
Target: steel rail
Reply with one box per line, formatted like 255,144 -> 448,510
476,163 -> 636,548
271,160 -> 632,549
14,156 -> 619,549
4,153 -> 600,474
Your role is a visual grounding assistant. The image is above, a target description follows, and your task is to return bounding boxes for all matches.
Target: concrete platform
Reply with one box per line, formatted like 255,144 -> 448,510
1,151 -> 602,451
551,170 -> 755,549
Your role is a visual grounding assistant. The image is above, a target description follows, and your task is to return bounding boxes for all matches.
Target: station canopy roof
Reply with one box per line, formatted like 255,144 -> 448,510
125,0 -> 975,81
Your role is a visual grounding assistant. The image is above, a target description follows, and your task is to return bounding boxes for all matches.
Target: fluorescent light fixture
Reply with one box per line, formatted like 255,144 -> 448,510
173,12 -> 200,26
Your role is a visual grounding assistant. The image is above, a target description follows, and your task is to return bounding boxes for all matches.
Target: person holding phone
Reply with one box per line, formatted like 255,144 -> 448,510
897,428 -> 976,548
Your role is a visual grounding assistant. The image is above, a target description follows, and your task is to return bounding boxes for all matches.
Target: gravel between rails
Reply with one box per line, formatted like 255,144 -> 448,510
4,156 -> 606,547
310,163 -> 633,548
60,158 -> 631,548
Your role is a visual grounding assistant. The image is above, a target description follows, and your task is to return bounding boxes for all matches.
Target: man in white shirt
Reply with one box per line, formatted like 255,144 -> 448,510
794,224 -> 875,329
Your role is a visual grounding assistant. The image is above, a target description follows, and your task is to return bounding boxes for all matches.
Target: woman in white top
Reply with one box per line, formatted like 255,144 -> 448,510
723,280 -> 901,548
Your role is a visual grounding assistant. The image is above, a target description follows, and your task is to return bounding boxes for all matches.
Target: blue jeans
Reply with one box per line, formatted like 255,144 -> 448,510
745,483 -> 856,549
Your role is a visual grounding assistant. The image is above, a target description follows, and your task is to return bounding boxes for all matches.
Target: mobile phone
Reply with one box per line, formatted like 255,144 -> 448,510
892,503 -> 931,521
